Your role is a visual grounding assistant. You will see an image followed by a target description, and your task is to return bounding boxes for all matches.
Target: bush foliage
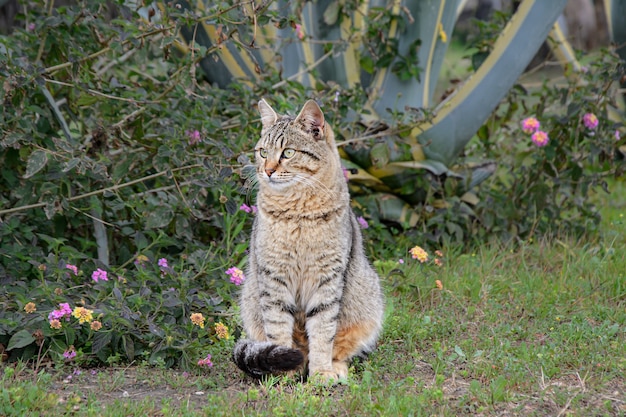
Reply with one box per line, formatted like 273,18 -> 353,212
0,1 -> 624,367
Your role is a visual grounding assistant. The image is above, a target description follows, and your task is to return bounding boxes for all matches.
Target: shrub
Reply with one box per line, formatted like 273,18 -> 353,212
0,1 -> 623,368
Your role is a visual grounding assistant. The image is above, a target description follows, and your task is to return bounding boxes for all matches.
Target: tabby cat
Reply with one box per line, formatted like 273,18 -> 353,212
232,99 -> 384,382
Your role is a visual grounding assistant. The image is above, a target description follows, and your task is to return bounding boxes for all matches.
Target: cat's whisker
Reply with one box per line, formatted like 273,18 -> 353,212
291,174 -> 334,200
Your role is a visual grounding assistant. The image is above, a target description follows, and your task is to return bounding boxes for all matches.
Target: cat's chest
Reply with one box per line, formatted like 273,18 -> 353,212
254,214 -> 349,269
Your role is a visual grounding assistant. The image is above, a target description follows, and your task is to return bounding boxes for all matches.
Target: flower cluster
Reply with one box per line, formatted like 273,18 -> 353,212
134,254 -> 149,267
240,204 -> 257,214
197,353 -> 213,367
190,312 -> 205,329
65,264 -> 78,275
158,258 -> 168,269
357,216 -> 369,229
24,302 -> 36,314
186,129 -> 202,145
48,303 -> 72,323
48,303 -> 99,330
407,247 -> 445,288
226,267 -> 245,285
72,307 -> 94,324
214,322 -> 229,340
521,116 -> 549,147
294,23 -> 304,40
582,112 -> 598,130
409,246 -> 429,263
63,346 -> 77,360
91,268 -> 108,282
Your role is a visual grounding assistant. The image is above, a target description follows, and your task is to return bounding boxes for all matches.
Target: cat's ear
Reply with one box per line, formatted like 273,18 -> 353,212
258,99 -> 278,130
295,100 -> 325,140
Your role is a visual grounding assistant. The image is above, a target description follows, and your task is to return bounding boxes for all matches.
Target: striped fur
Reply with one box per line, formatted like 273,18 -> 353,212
233,99 -> 384,382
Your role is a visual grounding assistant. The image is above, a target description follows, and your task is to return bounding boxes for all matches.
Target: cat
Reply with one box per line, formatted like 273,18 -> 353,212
232,99 -> 384,382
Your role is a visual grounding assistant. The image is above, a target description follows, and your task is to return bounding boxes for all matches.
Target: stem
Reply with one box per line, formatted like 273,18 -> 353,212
0,165 -> 202,217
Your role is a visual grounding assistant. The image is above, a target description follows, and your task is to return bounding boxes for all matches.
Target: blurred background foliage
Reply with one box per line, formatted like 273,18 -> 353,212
0,0 -> 624,367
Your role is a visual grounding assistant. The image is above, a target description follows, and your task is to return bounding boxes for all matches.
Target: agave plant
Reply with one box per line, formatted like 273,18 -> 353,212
173,0 -> 624,227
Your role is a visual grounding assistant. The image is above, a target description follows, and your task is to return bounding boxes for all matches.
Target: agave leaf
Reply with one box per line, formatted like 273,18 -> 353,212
605,0 -> 626,104
548,20 -> 584,74
366,0 -> 461,117
413,0 -> 568,166
355,193 -> 420,227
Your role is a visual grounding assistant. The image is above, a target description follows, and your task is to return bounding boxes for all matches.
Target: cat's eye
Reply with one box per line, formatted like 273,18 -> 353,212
259,148 -> 268,158
282,148 -> 296,159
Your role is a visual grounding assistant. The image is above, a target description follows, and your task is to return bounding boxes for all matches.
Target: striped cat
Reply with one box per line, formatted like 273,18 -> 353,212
233,99 -> 384,382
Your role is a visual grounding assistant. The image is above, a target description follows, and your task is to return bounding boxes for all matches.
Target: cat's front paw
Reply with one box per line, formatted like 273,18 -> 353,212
309,370 -> 346,385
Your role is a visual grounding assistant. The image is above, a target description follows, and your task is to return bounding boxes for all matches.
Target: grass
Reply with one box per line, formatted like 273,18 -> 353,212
1,181 -> 625,416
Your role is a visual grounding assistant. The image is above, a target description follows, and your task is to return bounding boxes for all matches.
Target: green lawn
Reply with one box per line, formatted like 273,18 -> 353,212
2,181 -> 625,416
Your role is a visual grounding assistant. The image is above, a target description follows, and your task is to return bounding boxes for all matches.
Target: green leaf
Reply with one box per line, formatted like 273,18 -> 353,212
76,93 -> 99,106
370,142 -> 390,168
62,158 -> 81,173
7,329 -> 35,350
92,331 -> 113,355
145,206 -> 174,229
360,56 -> 375,74
24,150 -> 48,178
323,1 -> 340,26
122,335 -> 135,361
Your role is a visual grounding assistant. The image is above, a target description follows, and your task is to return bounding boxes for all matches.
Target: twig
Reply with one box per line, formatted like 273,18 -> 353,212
0,164 -> 202,217
42,26 -> 175,75
271,48 -> 334,89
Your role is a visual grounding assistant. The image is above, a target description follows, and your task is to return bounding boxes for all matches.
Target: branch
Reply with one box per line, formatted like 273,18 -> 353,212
0,164 -> 203,217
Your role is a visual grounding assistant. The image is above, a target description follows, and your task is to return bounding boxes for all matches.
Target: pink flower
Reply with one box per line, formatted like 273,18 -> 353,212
226,267 -> 245,285
294,23 -> 304,40
398,259 -> 404,264
521,117 -> 540,134
583,113 -> 598,130
91,268 -> 108,283
357,216 -> 369,229
240,204 -> 257,214
65,264 -> 78,275
49,302 -> 72,322
531,130 -> 549,147
186,129 -> 202,145
63,347 -> 76,360
158,258 -> 168,269
342,168 -> 349,182
197,353 -> 213,367
615,130 -> 621,141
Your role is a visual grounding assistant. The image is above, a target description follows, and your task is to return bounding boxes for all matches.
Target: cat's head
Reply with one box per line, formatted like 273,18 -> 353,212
254,99 -> 341,191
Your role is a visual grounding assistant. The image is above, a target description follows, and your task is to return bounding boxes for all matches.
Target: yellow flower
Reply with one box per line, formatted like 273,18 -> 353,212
50,319 -> 62,329
438,22 -> 447,43
90,320 -> 102,331
409,246 -> 429,263
72,307 -> 94,324
190,312 -> 205,329
435,280 -> 443,290
24,302 -> 36,313
215,322 -> 229,340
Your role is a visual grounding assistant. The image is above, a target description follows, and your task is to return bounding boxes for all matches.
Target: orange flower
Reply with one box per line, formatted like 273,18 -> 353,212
434,258 -> 443,267
50,319 -> 62,329
409,246 -> 429,263
215,322 -> 229,340
24,302 -> 36,313
72,307 -> 93,324
435,280 -> 443,290
190,313 -> 205,329
90,320 -> 102,331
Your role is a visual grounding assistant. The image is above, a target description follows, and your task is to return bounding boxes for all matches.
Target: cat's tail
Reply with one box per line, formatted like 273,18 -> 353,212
233,339 -> 304,378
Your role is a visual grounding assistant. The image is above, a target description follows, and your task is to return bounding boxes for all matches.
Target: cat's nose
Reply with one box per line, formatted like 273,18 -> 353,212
265,167 -> 276,177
